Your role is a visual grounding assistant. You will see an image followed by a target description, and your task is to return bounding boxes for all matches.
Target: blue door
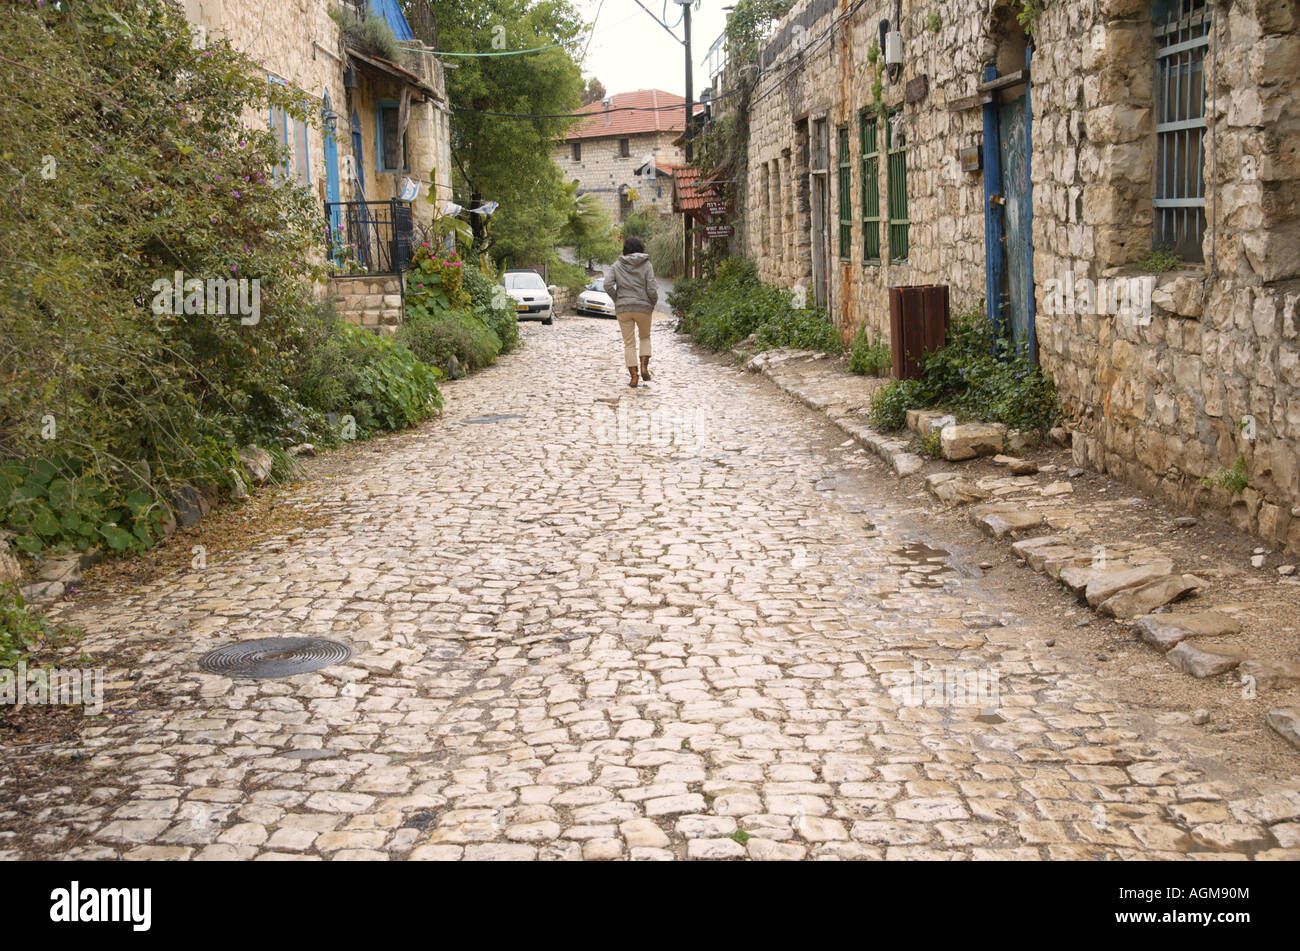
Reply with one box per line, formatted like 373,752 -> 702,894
350,109 -> 366,199
323,90 -> 342,251
997,92 -> 1033,350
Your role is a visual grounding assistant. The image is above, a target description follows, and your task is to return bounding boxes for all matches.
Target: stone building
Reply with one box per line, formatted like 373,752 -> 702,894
738,0 -> 1300,550
181,0 -> 454,328
554,89 -> 697,220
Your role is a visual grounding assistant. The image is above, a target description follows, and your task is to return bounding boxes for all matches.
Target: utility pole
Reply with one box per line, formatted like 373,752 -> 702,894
633,0 -> 697,280
682,1 -> 694,280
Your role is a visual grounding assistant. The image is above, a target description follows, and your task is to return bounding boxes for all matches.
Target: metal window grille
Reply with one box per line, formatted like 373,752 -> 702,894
886,110 -> 909,262
860,112 -> 881,264
1154,0 -> 1210,262
837,126 -> 852,261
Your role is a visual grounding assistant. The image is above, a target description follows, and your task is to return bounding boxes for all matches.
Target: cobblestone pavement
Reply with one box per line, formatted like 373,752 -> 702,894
3,316 -> 1300,861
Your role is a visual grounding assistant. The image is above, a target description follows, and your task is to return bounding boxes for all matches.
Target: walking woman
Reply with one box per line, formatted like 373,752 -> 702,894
605,237 -> 658,387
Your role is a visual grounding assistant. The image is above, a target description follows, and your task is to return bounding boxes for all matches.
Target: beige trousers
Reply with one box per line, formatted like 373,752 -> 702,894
617,311 -> 653,367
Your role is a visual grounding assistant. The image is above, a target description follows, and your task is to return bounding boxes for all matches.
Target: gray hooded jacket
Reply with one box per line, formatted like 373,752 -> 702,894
605,252 -> 658,315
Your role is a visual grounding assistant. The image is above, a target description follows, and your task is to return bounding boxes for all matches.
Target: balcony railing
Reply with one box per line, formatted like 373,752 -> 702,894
325,199 -> 414,277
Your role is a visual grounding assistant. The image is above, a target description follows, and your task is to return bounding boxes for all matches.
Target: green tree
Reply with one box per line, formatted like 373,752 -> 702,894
414,0 -> 586,265
559,183 -> 619,268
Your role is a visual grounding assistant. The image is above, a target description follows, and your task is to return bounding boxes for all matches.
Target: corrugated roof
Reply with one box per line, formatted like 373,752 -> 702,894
566,89 -> 704,141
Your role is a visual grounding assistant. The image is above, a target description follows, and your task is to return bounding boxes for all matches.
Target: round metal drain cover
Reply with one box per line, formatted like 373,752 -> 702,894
199,637 -> 354,679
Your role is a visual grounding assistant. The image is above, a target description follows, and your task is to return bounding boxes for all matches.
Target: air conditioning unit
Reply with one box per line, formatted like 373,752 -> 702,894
884,30 -> 903,67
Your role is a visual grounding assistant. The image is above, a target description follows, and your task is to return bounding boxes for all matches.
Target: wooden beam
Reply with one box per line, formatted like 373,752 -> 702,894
947,92 -> 993,112
976,69 -> 1029,93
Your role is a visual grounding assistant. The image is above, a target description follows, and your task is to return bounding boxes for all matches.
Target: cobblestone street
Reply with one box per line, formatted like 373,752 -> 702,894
4,316 -> 1299,861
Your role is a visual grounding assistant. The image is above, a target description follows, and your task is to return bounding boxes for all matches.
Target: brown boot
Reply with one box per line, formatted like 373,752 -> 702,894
640,356 -> 652,381
628,366 -> 639,387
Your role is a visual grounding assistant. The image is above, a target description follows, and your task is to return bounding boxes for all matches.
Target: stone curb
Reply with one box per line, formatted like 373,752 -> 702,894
737,346 -> 1299,751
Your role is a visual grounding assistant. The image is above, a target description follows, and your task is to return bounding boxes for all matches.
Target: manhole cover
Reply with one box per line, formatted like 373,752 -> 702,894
199,637 -> 354,679
464,414 -> 523,423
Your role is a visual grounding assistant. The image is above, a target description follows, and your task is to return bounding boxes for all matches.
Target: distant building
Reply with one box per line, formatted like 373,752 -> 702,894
554,89 -> 702,220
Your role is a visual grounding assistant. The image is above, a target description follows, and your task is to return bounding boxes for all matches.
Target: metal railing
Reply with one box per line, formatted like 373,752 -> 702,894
325,199 -> 414,276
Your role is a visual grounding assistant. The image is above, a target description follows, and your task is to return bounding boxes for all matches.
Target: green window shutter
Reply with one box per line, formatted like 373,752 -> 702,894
837,126 -> 851,261
860,112 -> 880,264
886,109 -> 909,262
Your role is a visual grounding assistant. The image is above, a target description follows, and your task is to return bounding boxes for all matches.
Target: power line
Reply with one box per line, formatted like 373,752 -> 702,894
452,87 -> 736,121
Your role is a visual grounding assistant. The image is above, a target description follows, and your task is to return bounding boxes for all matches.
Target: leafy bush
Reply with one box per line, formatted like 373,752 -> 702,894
869,379 -> 923,431
399,309 -> 502,373
753,307 -> 844,353
667,278 -> 708,316
463,262 -> 518,355
849,323 -> 892,376
293,314 -> 443,437
913,307 -> 1060,433
0,459 -> 167,556
0,1 -> 400,557
676,258 -> 841,353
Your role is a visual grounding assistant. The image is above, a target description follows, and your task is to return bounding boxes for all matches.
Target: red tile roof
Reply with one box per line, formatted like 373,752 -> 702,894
672,164 -> 728,216
566,89 -> 704,141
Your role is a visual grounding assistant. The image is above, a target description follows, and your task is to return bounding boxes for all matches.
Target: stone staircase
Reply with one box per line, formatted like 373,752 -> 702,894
331,275 -> 403,334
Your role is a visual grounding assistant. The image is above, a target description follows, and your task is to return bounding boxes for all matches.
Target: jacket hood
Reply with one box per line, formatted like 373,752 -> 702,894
618,253 -> 652,267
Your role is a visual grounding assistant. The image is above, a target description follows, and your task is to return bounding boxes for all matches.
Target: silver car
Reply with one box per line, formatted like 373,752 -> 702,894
504,270 -> 554,325
575,278 -> 616,318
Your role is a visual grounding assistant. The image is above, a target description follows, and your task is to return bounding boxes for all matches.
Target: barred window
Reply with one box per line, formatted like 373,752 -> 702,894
1153,0 -> 1210,261
860,112 -> 881,264
886,109 -> 909,262
837,125 -> 852,261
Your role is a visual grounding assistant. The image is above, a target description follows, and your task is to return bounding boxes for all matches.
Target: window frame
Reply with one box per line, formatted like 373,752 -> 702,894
886,108 -> 910,263
267,75 -> 292,182
836,125 -> 852,262
1153,0 -> 1210,262
859,110 -> 881,265
571,141 -> 582,162
618,137 -> 630,158
375,99 -> 410,174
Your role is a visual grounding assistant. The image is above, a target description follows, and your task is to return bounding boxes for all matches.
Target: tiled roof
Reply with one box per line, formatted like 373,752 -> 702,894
672,164 -> 726,215
566,89 -> 705,141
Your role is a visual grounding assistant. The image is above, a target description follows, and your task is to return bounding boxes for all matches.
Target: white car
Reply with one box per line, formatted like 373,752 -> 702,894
503,270 -> 554,324
575,278 -> 616,318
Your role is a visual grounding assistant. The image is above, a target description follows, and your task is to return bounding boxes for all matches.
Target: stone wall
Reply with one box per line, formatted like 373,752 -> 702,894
182,0 -> 452,231
553,131 -> 685,219
333,275 -> 404,334
739,0 -> 1300,551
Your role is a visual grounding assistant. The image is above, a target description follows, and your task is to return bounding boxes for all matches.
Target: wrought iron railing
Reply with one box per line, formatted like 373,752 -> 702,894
325,199 -> 414,276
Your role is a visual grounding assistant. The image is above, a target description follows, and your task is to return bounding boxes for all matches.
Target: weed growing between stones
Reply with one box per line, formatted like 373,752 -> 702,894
849,323 -> 892,376
1201,455 -> 1249,495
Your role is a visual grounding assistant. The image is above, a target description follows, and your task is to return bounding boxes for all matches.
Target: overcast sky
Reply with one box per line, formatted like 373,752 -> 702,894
576,0 -> 731,99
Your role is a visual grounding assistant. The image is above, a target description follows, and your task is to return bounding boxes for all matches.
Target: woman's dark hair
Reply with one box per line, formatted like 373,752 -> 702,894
622,236 -> 645,255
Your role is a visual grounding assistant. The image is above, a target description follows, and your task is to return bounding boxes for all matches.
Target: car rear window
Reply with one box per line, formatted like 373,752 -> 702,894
504,272 -> 546,290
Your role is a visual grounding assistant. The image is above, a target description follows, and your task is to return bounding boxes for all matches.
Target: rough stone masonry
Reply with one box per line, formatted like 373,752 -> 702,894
736,0 -> 1300,553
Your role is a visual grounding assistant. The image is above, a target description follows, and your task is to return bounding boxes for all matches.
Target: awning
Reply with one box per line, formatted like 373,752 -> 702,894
672,164 -> 729,224
346,47 -> 443,103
